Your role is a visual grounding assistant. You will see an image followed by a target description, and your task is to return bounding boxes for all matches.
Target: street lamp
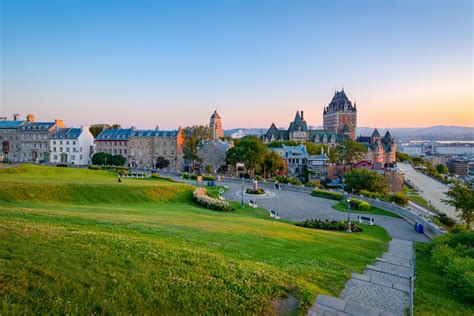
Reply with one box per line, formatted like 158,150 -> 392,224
241,177 -> 244,208
346,198 -> 352,233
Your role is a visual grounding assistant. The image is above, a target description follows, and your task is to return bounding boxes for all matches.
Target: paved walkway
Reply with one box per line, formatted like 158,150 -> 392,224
398,163 -> 456,219
308,239 -> 414,316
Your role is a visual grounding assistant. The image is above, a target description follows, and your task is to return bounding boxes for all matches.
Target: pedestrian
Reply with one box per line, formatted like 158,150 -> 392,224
118,175 -> 122,183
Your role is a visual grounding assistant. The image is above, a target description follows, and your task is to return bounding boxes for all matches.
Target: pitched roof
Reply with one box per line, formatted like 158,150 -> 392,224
96,128 -> 134,140
325,89 -> 356,114
51,128 -> 82,140
371,128 -> 381,138
210,110 -> 221,119
288,111 -> 308,132
0,120 -> 25,129
19,122 -> 56,131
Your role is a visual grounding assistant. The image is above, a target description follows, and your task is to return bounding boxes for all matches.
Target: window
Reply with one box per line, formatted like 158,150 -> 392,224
66,147 -> 70,152
53,147 -> 56,152
71,155 -> 75,160
73,141 -> 76,145
80,155 -> 83,160
54,155 -> 58,160
66,141 -> 69,145
53,141 -> 56,145
60,147 -> 63,152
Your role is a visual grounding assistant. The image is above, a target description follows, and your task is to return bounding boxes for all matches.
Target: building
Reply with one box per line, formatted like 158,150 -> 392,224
50,126 -> 95,165
263,111 -> 344,146
356,129 -> 396,165
197,139 -> 233,173
447,159 -> 469,176
18,115 -> 65,162
271,144 -> 308,181
128,128 -> 184,170
399,143 -> 425,157
307,150 -> 330,182
95,128 -> 134,160
0,114 -> 29,162
433,144 -> 474,156
323,89 -> 357,140
209,110 -> 224,139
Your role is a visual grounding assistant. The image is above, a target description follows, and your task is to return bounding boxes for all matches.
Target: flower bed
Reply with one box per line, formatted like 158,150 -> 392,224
296,219 -> 363,232
192,188 -> 233,212
245,188 -> 266,195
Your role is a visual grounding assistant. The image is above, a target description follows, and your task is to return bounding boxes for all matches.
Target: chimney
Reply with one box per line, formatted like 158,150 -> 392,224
301,111 -> 304,120
13,114 -> 20,121
55,119 -> 65,127
155,125 -> 159,131
0,117 -> 6,121
26,114 -> 35,123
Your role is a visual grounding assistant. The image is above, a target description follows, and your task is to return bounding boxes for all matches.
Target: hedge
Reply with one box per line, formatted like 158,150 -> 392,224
349,198 -> 371,212
296,219 -> 363,232
311,189 -> 343,200
192,188 -> 232,212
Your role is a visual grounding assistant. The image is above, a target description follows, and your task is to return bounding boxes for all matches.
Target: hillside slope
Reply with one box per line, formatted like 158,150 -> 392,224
0,164 -> 390,314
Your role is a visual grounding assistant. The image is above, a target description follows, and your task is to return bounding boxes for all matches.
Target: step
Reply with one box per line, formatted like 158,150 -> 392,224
377,256 -> 412,268
373,261 -> 413,278
352,273 -> 410,293
363,269 -> 410,288
382,254 -> 413,266
340,279 -> 409,315
308,295 -> 396,316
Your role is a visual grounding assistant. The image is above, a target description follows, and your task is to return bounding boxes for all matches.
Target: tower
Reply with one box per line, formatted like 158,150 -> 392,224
210,110 -> 223,139
322,89 -> 357,140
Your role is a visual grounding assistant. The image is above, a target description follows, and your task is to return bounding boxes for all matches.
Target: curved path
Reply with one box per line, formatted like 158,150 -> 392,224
161,173 -> 429,242
222,182 -> 429,242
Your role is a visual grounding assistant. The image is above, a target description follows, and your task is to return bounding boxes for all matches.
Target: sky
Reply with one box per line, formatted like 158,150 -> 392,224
1,0 -> 473,130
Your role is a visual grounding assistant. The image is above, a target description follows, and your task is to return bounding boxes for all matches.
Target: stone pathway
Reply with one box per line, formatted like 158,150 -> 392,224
308,239 -> 414,316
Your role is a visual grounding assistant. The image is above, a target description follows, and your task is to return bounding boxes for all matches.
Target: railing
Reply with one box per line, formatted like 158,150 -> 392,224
409,242 -> 416,316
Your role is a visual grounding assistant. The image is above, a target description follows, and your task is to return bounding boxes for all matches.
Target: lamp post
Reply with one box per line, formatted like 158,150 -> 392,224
241,177 -> 244,208
346,198 -> 352,233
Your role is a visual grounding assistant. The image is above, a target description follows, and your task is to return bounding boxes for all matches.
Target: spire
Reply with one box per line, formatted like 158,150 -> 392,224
372,128 -> 381,138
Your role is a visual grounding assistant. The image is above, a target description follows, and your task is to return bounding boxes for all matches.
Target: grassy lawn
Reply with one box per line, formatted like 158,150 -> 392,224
0,164 -> 390,314
404,186 -> 438,213
414,243 -> 473,316
332,201 -> 401,218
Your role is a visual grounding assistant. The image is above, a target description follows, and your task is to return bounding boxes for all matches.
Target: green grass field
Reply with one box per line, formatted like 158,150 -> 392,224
0,165 -> 390,314
332,201 -> 401,218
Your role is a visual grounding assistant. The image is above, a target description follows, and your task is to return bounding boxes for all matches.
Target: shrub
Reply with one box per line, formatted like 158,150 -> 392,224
151,173 -> 161,178
312,189 -> 343,200
116,167 -> 129,174
181,173 -> 198,180
438,213 -> 457,228
389,192 -> 409,206
88,165 -> 103,170
192,188 -> 233,212
275,175 -> 300,185
56,164 -> 68,168
349,198 -> 371,212
429,231 -> 474,303
296,219 -> 362,232
246,188 -> 265,195
202,175 -> 216,181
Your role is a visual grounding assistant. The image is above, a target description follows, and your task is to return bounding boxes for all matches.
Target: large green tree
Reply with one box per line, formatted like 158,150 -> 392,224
183,125 -> 211,171
344,169 -> 388,194
91,152 -> 112,165
226,136 -> 269,177
336,140 -> 368,165
436,164 -> 449,175
443,183 -> 474,230
264,151 -> 286,177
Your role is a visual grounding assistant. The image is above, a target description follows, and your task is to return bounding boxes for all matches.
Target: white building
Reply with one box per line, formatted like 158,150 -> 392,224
50,126 -> 95,165
399,143 -> 425,157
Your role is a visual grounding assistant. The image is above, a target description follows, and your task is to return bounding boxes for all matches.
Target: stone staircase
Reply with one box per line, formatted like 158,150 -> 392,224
308,239 -> 414,316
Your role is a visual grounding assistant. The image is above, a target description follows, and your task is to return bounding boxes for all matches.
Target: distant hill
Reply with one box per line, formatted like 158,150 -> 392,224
225,125 -> 474,141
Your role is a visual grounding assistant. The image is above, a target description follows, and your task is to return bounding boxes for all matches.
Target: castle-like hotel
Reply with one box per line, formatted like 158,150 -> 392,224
263,89 -> 396,164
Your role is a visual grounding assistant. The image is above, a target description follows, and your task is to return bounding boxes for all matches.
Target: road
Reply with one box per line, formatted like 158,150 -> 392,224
398,162 -> 457,220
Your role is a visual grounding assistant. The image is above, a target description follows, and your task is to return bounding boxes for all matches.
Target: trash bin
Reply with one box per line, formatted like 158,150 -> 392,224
416,224 -> 424,234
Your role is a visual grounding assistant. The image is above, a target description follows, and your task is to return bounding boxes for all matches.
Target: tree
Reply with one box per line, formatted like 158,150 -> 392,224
226,136 -> 269,177
336,140 -> 367,165
443,183 -> 474,230
111,124 -> 121,129
436,164 -> 449,175
91,152 -> 112,165
89,124 -> 111,138
305,143 -> 330,155
110,155 -> 126,166
264,151 -> 286,177
156,157 -> 170,169
183,125 -> 211,172
396,152 -> 412,163
344,169 -> 388,194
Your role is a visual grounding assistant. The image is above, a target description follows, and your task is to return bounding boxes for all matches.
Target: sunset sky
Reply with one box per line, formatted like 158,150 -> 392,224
1,0 -> 473,130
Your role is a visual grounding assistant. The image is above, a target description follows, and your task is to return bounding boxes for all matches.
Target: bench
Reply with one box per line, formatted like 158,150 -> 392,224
269,209 -> 280,220
358,216 -> 374,225
248,200 -> 258,208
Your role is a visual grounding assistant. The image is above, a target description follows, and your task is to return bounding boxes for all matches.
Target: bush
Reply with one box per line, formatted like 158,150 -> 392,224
389,192 -> 409,206
312,189 -> 343,200
56,164 -> 68,168
246,188 -> 265,195
151,173 -> 161,178
192,188 -> 233,212
181,173 -> 198,180
275,175 -> 300,185
88,165 -> 103,170
202,175 -> 216,181
349,198 -> 371,212
438,213 -> 457,228
296,219 -> 362,232
429,231 -> 474,303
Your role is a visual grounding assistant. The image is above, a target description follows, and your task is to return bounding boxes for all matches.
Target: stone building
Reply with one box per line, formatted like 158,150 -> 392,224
271,144 -> 308,182
210,110 -> 224,139
356,129 -> 396,165
50,126 -> 95,165
323,89 -> 357,140
0,114 -> 29,162
18,115 -> 65,162
128,128 -> 184,170
197,139 -> 233,173
95,128 -> 134,160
